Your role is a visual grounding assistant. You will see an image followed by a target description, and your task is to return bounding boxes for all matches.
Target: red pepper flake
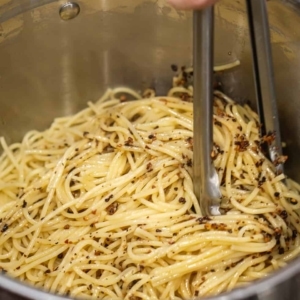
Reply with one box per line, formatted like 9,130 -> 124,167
104,195 -> 113,202
255,159 -> 265,167
106,202 -> 118,215
124,137 -> 134,146
146,162 -> 153,172
214,120 -> 222,127
261,131 -> 276,145
186,137 -> 193,147
279,210 -> 288,219
274,228 -> 282,240
205,223 -> 212,230
273,155 -> 288,166
292,230 -> 298,239
1,224 -> 8,233
196,216 -> 212,224
234,140 -> 250,152
179,197 -> 186,204
258,176 -> 266,187
148,134 -> 156,139
187,159 -> 192,167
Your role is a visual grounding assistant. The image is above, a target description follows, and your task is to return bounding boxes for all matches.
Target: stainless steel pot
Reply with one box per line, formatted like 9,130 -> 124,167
1,0 -> 300,299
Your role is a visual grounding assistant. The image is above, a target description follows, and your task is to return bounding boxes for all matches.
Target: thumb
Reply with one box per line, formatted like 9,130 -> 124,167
168,0 -> 219,10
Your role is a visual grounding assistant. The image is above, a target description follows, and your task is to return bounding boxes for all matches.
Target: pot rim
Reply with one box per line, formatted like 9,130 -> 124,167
1,255 -> 300,300
0,0 -> 300,299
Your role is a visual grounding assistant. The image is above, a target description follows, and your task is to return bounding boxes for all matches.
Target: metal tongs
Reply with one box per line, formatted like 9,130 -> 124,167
193,1 -> 283,216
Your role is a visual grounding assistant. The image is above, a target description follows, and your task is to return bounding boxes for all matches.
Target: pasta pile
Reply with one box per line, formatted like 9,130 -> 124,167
0,80 -> 300,299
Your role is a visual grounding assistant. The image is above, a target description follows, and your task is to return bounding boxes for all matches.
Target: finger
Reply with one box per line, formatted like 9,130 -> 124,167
168,0 -> 219,10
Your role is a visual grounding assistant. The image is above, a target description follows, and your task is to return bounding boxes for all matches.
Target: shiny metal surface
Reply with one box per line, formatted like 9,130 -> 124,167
246,0 -> 283,173
193,8 -> 221,216
59,2 -> 80,21
0,0 -> 300,299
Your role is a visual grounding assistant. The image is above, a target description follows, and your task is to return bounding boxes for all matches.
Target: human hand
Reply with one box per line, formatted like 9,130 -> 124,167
168,0 -> 219,10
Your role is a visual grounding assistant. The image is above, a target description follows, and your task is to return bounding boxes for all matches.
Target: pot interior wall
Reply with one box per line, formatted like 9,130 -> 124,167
0,0 -> 247,142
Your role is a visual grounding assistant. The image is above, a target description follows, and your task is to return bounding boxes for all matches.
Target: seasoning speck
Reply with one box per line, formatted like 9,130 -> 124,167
1,224 -> 8,233
171,64 -> 178,72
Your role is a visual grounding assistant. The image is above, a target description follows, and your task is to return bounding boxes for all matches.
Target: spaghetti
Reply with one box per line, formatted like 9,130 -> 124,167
0,74 -> 300,299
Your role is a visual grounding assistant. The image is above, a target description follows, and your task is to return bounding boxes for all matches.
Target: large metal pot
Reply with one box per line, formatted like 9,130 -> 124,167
1,0 -> 300,299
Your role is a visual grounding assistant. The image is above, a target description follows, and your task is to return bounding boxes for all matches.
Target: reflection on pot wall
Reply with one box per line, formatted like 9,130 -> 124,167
0,0 -> 248,142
